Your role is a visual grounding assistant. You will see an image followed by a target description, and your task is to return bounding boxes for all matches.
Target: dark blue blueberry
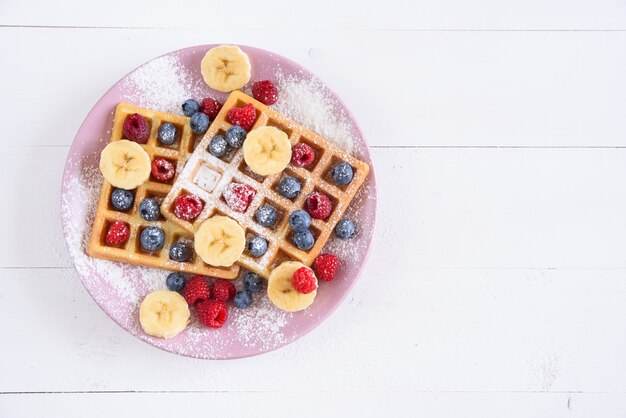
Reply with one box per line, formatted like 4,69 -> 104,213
255,204 -> 278,227
182,99 -> 200,117
332,162 -> 354,186
334,218 -> 356,239
233,290 -> 253,309
110,188 -> 134,211
289,210 -> 311,232
166,272 -> 186,291
243,272 -> 263,293
157,123 -> 178,145
190,112 -> 210,134
169,241 -> 192,262
277,176 -> 301,200
225,125 -> 247,148
140,226 -> 165,251
248,236 -> 268,257
207,135 -> 228,157
293,229 -> 315,250
139,198 -> 161,221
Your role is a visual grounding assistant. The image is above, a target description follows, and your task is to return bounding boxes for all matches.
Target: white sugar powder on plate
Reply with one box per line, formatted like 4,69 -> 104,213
273,73 -> 356,154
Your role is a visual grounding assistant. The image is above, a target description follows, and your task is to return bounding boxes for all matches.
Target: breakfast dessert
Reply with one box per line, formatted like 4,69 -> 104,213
84,45 -> 370,340
160,90 -> 370,281
87,103 -> 239,279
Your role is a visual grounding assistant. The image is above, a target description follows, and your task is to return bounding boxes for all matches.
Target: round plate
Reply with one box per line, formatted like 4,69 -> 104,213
60,44 -> 377,359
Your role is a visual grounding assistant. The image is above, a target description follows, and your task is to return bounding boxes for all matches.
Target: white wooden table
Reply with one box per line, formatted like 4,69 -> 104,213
2,1 -> 626,416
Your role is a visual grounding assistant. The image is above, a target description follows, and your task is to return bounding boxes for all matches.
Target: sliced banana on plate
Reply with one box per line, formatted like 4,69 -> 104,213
267,261 -> 318,312
201,45 -> 251,92
194,215 -> 246,267
139,290 -> 190,339
99,139 -> 151,189
243,126 -> 292,176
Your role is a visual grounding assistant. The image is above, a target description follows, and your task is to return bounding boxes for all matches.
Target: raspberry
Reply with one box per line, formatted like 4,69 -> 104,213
252,80 -> 278,105
227,103 -> 256,131
105,221 -> 130,246
151,158 -> 175,182
223,182 -> 256,213
196,300 -> 228,328
173,193 -> 204,221
212,279 -> 236,302
123,113 -> 151,144
201,97 -> 223,120
306,191 -> 333,220
291,143 -> 316,168
183,275 -> 210,305
313,254 -> 340,282
292,267 -> 317,294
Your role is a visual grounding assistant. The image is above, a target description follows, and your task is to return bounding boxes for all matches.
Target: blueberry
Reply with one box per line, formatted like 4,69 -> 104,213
243,272 -> 263,293
157,122 -> 178,145
190,112 -> 210,134
225,125 -> 247,148
332,162 -> 354,186
110,188 -> 134,211
207,135 -> 228,157
169,241 -> 192,262
233,290 -> 253,309
182,99 -> 200,117
139,198 -> 161,221
140,226 -> 165,251
334,218 -> 356,239
293,229 -> 315,250
248,236 -> 268,257
289,210 -> 311,232
166,272 -> 186,291
277,176 -> 301,200
255,204 -> 278,227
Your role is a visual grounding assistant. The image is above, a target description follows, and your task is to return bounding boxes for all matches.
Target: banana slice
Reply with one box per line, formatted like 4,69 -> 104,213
194,215 -> 246,267
99,139 -> 151,189
201,45 -> 251,92
243,126 -> 292,176
267,261 -> 317,312
139,290 -> 190,339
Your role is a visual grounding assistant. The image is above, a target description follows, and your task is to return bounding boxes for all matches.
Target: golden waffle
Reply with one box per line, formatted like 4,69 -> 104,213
87,103 -> 239,279
161,91 -> 369,279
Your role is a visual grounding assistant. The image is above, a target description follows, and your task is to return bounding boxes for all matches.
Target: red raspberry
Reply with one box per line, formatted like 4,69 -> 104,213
252,80 -> 278,105
173,193 -> 204,221
151,158 -> 175,182
201,98 -> 223,120
292,267 -> 317,294
183,275 -> 210,305
223,182 -> 256,213
196,300 -> 228,328
123,113 -> 151,144
227,103 -> 257,131
105,221 -> 130,246
306,191 -> 333,220
212,279 -> 236,302
291,143 -> 316,168
312,254 -> 340,282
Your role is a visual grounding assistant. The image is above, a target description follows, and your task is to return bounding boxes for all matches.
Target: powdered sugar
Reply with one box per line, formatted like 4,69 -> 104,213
274,73 -> 356,154
121,55 -> 205,115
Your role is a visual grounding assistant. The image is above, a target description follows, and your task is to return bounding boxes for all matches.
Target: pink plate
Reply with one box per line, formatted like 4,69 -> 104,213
60,44 -> 377,359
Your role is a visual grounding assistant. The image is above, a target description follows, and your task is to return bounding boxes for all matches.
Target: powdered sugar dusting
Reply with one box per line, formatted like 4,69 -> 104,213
121,55 -> 205,115
273,73 -> 356,154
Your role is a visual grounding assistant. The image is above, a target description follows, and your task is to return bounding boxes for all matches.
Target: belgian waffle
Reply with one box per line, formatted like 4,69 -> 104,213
161,91 -> 369,279
87,103 -> 239,279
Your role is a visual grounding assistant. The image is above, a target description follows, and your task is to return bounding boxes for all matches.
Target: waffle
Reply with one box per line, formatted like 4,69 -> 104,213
161,91 -> 369,279
87,103 -> 239,279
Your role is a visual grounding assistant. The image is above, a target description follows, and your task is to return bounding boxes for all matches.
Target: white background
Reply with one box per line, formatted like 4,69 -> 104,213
2,1 -> 626,416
